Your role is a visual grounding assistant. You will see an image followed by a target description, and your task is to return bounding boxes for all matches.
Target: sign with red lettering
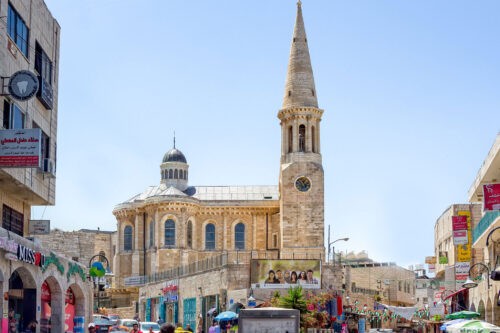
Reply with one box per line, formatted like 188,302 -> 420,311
452,216 -> 468,231
484,184 -> 500,211
0,129 -> 41,167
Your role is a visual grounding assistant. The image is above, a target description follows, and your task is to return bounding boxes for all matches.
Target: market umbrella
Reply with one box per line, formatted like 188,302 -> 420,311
440,319 -> 469,331
446,311 -> 481,320
446,320 -> 478,333
459,320 -> 500,333
215,311 -> 237,321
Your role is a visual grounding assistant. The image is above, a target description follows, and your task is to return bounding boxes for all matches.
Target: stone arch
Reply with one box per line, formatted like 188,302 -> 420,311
9,266 -> 37,331
42,275 -> 64,333
160,214 -> 179,248
68,283 -> 87,323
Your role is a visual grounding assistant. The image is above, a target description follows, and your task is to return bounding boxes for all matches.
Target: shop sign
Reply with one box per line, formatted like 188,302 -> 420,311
453,230 -> 468,245
124,275 -> 146,286
483,184 -> 500,211
0,128 -> 42,168
0,237 -> 18,253
17,244 -> 46,267
456,211 -> 472,262
8,70 -> 39,101
452,216 -> 468,231
425,256 -> 436,264
29,220 -> 50,235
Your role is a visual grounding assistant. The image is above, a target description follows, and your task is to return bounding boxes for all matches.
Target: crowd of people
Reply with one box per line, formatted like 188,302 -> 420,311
264,268 -> 319,285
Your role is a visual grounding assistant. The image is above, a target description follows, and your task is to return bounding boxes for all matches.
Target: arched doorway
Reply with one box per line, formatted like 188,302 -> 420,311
9,267 -> 36,332
68,283 -> 87,331
40,276 -> 63,333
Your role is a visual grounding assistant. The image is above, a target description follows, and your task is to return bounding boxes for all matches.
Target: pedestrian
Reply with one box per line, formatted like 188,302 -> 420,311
131,323 -> 143,333
161,323 -> 175,333
175,323 -> 184,333
208,321 -> 217,333
24,320 -> 37,333
88,323 -> 96,333
134,313 -> 141,322
157,317 -> 164,325
185,323 -> 194,332
8,310 -> 17,333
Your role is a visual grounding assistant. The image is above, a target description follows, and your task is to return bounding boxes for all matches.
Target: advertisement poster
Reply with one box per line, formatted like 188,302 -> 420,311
452,216 -> 468,231
455,262 -> 471,289
0,128 -> 41,167
250,259 -> 321,289
483,184 -> 500,211
453,230 -> 468,245
456,211 -> 472,262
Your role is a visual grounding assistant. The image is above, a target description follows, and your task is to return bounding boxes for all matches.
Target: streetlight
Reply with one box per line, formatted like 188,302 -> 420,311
463,262 -> 491,290
328,238 -> 349,265
89,254 -> 113,312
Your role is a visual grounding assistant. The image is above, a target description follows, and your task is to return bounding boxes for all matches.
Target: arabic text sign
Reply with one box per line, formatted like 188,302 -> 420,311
0,128 -> 41,167
483,184 -> 500,211
452,216 -> 468,231
453,230 -> 468,245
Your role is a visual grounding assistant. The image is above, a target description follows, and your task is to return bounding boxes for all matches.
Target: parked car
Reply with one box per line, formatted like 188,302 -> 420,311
116,319 -> 139,332
108,314 -> 121,325
139,322 -> 161,333
93,314 -> 111,321
94,318 -> 113,333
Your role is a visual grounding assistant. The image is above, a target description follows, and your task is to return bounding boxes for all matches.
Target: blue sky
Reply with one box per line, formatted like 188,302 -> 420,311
35,0 -> 500,268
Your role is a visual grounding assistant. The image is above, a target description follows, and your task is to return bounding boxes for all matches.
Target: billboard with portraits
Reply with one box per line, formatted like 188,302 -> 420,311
250,259 -> 321,289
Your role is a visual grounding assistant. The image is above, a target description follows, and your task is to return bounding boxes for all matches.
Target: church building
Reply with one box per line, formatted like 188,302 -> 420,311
112,1 -> 332,327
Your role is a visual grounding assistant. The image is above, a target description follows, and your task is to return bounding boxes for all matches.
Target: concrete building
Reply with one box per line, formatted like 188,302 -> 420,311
111,2 -> 340,330
0,0 -> 92,331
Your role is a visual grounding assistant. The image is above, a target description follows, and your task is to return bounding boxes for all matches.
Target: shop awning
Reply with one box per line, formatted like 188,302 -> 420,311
442,288 -> 467,301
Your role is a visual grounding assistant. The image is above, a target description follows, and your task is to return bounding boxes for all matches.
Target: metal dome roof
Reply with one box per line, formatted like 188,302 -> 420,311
162,148 -> 187,163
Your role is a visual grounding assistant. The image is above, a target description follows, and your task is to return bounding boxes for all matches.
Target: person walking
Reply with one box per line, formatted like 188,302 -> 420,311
131,322 -> 143,333
88,323 -> 96,333
161,323 -> 175,333
8,310 -> 17,333
185,323 -> 194,332
24,320 -> 37,333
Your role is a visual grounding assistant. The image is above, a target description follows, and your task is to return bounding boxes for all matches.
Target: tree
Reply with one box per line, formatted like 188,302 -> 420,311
279,286 -> 307,314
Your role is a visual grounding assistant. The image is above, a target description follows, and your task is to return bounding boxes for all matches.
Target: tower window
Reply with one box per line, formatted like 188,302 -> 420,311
299,125 -> 306,152
235,223 -> 245,250
149,220 -> 155,248
169,169 -> 173,179
205,223 -> 215,250
288,126 -> 293,153
124,225 -> 133,251
179,170 -> 183,179
288,90 -> 292,97
312,125 -> 316,153
273,233 -> 278,248
174,169 -> 178,179
164,219 -> 176,247
311,89 -> 315,96
187,220 -> 193,249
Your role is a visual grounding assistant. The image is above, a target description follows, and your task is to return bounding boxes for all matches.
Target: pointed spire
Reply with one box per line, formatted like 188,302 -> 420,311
173,131 -> 176,148
282,1 -> 318,109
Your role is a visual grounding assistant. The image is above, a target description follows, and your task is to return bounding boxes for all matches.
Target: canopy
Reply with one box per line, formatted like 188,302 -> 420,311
440,319 -> 469,331
215,311 -> 237,321
459,320 -> 500,333
446,311 -> 481,320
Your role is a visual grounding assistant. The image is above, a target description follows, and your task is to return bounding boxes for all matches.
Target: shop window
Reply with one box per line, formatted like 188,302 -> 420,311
2,204 -> 23,236
164,219 -> 175,247
205,223 -> 215,250
235,223 -> 245,250
3,100 -> 25,129
124,226 -> 133,251
7,3 -> 29,57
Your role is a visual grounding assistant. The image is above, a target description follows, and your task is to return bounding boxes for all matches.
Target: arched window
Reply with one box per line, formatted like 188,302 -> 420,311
299,124 -> 306,152
174,169 -> 178,179
179,170 -> 183,179
185,171 -> 188,179
149,220 -> 155,248
164,219 -> 175,247
124,226 -> 132,251
98,250 -> 106,261
235,223 -> 245,250
187,220 -> 193,249
311,126 -> 316,153
205,224 -> 215,250
288,126 -> 293,153
168,169 -> 173,179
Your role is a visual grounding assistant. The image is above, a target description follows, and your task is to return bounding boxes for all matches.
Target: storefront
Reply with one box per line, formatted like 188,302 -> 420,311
0,230 -> 92,332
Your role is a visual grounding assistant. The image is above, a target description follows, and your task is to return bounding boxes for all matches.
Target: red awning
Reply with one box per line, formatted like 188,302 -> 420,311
442,288 -> 467,301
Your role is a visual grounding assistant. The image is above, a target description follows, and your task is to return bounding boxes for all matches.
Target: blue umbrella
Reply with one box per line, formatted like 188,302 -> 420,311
215,311 -> 237,321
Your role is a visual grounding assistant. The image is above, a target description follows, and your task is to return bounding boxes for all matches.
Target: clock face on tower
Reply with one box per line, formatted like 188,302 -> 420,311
295,176 -> 311,192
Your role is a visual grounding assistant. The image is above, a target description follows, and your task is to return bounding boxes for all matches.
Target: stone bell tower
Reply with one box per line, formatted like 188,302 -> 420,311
279,1 -> 324,258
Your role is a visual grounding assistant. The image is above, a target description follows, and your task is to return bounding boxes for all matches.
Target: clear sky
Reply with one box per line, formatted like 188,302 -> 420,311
35,0 -> 500,268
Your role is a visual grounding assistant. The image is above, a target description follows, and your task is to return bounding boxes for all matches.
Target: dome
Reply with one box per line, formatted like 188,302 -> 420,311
162,148 -> 187,163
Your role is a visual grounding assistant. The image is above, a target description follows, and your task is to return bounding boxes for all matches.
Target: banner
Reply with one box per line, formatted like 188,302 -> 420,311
456,211 -> 472,262
455,262 -> 470,287
483,184 -> 500,211
453,230 -> 468,245
250,259 -> 321,289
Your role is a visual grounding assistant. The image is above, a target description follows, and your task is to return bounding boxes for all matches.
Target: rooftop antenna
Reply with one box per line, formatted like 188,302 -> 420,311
173,131 -> 176,148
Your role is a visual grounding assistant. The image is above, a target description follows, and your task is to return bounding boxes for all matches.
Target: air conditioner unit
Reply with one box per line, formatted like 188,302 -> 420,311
42,158 -> 56,177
